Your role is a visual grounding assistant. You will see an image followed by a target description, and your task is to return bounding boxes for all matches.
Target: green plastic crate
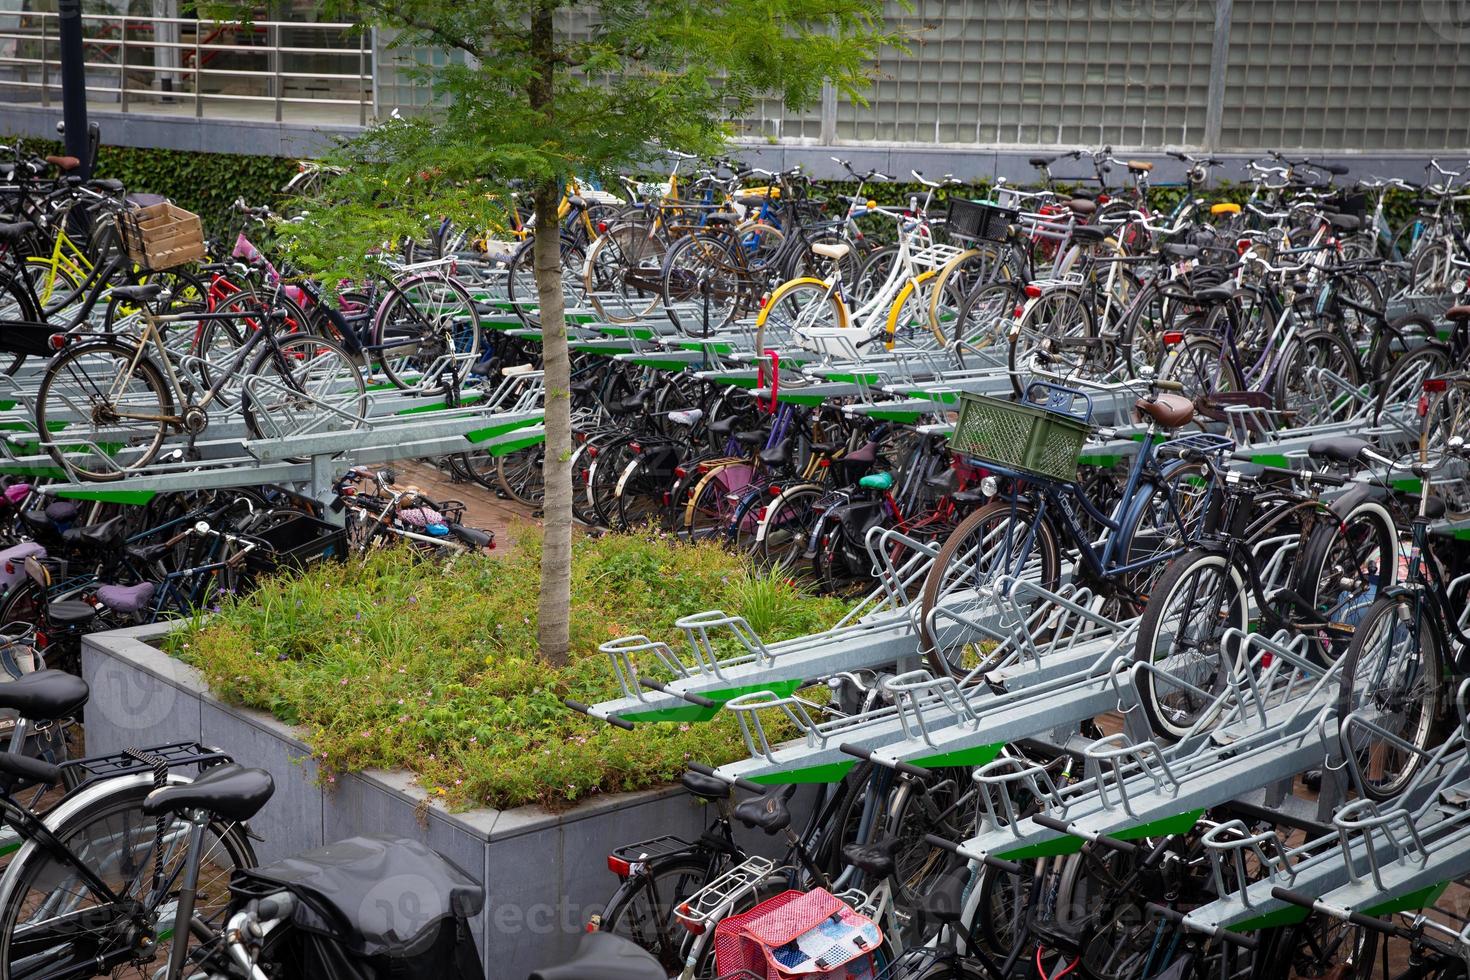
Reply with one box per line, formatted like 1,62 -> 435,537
951,391 -> 1090,482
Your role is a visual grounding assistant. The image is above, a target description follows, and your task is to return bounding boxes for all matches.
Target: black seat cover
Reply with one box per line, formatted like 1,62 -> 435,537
734,428 -> 770,447
918,864 -> 970,925
925,468 -> 959,493
0,751 -> 60,787
680,769 -> 731,800
842,835 -> 898,879
529,932 -> 666,980
108,283 -> 164,304
1410,494 -> 1448,520
758,437 -> 792,467
143,763 -> 276,821
1307,437 -> 1369,466
0,669 -> 88,720
232,834 -> 484,956
60,515 -> 128,550
734,788 -> 792,834
1071,224 -> 1108,243
47,600 -> 98,626
1194,285 -> 1236,304
0,221 -> 36,243
1326,213 -> 1361,232
709,417 -> 738,439
448,524 -> 493,549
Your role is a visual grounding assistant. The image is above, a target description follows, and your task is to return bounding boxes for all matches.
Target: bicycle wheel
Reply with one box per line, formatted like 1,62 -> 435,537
0,777 -> 256,980
1260,909 -> 1376,980
919,499 -> 1062,678
1336,592 -> 1442,800
660,233 -> 741,334
584,223 -> 666,324
1159,333 -> 1242,402
598,855 -> 715,977
757,485 -> 823,573
193,285 -> 313,404
1420,379 -> 1470,519
1007,285 -> 1095,396
1410,239 -> 1454,293
496,442 -> 546,509
946,281 -> 1017,368
1371,342 -> 1452,431
751,278 -> 846,354
1133,549 -> 1249,741
34,340 -> 173,482
0,274 -> 41,376
1273,330 -> 1362,428
240,333 -> 367,448
372,274 -> 481,391
1293,496 -> 1398,665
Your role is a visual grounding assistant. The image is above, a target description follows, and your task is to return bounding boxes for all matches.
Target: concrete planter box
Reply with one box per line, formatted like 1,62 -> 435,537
82,624 -> 779,979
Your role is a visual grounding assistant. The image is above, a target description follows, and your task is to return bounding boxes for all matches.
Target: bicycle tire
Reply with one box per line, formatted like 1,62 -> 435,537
35,339 -> 173,482
1132,549 -> 1249,741
0,774 -> 256,980
598,854 -> 715,976
1335,591 -> 1442,800
919,499 -> 1062,679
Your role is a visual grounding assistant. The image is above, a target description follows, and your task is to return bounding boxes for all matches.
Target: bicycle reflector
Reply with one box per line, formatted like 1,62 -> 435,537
1162,331 -> 1185,346
1023,284 -> 1043,299
678,904 -> 705,934
1424,379 -> 1449,393
629,442 -> 642,454
606,854 -> 632,877
47,334 -> 67,351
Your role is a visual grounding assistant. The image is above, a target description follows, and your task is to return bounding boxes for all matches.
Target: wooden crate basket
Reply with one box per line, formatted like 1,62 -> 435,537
117,201 -> 206,271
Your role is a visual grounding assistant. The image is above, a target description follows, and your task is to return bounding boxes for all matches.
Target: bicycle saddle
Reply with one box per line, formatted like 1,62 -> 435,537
1445,305 -> 1470,322
143,763 -> 275,822
1307,437 -> 1369,466
108,283 -> 164,304
1160,243 -> 1200,261
924,468 -> 960,493
680,769 -> 731,800
1126,159 -> 1154,173
1135,393 -> 1195,429
0,221 -> 36,243
842,835 -> 898,879
0,669 -> 88,721
61,515 -> 129,550
90,178 -> 125,193
734,428 -> 771,447
45,500 -> 78,524
448,523 -> 493,549
1028,156 -> 1056,168
709,416 -> 739,439
758,436 -> 793,466
1325,212 -> 1360,233
44,154 -> 80,171
95,582 -> 158,615
46,600 -> 98,627
1071,224 -> 1108,243
734,788 -> 792,835
917,864 -> 970,925
1068,198 -> 1097,215
1193,285 -> 1236,304
528,932 -> 666,980
858,471 -> 895,491
124,541 -> 173,564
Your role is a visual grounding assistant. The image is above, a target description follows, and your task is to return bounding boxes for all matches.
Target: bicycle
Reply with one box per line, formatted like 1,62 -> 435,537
33,282 -> 367,481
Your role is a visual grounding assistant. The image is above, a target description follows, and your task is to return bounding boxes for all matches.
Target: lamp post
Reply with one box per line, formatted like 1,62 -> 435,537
56,0 -> 92,178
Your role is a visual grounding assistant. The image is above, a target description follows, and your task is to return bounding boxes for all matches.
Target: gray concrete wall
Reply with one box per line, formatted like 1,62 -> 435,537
81,624 -> 807,979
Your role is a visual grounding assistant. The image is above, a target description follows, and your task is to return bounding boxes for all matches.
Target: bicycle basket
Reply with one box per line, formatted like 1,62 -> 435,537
242,514 -> 347,576
116,200 -> 206,271
945,198 -> 1018,244
950,386 -> 1093,483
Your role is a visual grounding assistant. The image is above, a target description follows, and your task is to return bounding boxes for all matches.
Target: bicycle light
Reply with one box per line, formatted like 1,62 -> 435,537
1424,379 -> 1448,393
47,334 -> 68,351
1023,284 -> 1043,299
1162,331 -> 1184,346
980,475 -> 999,497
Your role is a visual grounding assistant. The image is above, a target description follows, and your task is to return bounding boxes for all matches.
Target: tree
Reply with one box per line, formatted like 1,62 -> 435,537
262,1 -> 894,665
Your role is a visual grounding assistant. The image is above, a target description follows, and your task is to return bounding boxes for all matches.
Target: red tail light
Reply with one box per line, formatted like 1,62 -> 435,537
818,459 -> 831,468
1097,194 -> 1110,204
47,334 -> 67,351
597,222 -> 608,233
34,631 -> 46,649
1162,331 -> 1184,346
1012,305 -> 1025,318
679,904 -> 705,934
1419,395 -> 1430,418
1425,379 -> 1448,393
674,466 -> 688,479
759,293 -> 770,309
607,855 -> 632,877
1023,284 -> 1043,299
587,446 -> 599,458
629,442 -> 642,454
769,485 -> 782,496
756,507 -> 768,521
661,492 -> 671,506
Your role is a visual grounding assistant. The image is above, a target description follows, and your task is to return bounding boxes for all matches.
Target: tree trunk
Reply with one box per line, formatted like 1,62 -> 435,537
529,3 -> 572,668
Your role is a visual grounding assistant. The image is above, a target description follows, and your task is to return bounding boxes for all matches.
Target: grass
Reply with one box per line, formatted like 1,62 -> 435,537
166,528 -> 851,810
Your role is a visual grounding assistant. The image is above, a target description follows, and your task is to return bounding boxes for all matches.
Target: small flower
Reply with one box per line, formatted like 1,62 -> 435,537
339,678 -> 348,686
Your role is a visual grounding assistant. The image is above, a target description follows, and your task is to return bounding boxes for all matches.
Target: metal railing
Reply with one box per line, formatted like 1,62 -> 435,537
0,12 -> 373,126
